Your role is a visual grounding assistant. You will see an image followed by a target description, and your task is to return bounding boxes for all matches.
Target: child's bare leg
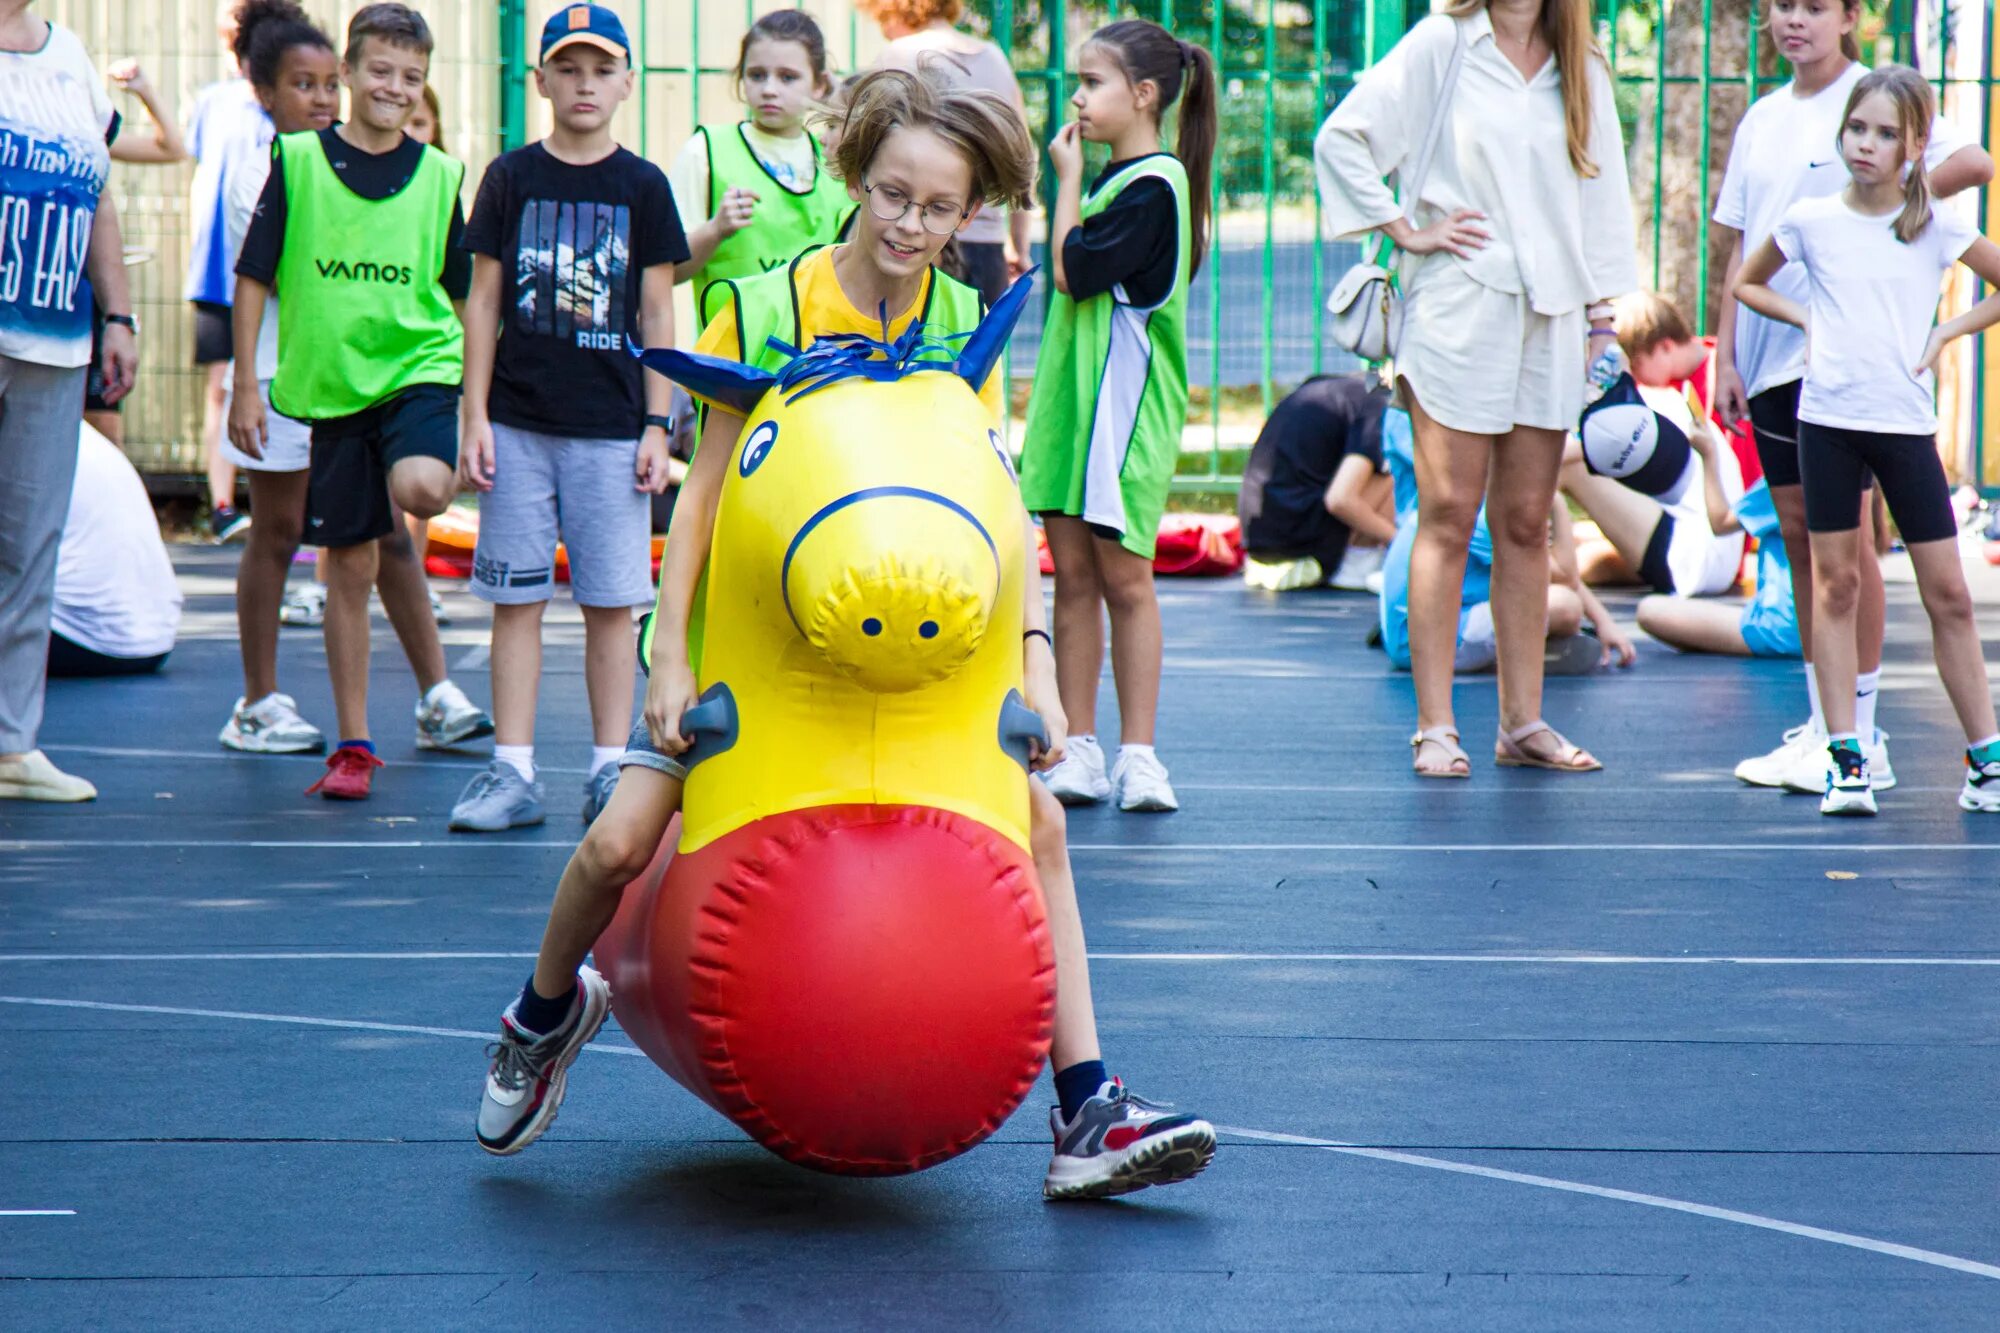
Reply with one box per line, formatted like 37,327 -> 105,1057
579,605 -> 638,748
532,766 -> 681,997
1030,779 -> 1101,1070
1808,528 -> 1863,736
1906,538 -> 2000,742
1092,536 -> 1163,747
1043,515 -> 1106,735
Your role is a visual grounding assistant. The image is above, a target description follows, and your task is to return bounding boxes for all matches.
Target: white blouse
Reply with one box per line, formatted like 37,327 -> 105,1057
1314,10 -> 1639,317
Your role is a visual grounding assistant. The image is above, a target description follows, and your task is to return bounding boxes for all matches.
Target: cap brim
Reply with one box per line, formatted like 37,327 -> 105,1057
543,33 -> 629,61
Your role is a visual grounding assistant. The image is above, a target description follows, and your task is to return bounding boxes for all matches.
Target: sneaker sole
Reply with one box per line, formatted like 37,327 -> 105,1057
1820,795 -> 1878,817
0,781 -> 96,802
1043,1122 -> 1217,1201
1045,779 -> 1110,806
1959,789 -> 2000,812
449,809 -> 547,833
478,973 -> 611,1157
416,718 -> 497,751
1118,792 -> 1180,813
221,732 -> 328,755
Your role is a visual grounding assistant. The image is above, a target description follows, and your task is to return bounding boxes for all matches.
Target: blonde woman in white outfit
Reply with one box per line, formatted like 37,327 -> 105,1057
1316,0 -> 1638,777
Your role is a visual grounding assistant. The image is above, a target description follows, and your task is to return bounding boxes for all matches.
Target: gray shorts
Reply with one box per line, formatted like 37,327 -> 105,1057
472,422 -> 653,607
617,714 -> 689,781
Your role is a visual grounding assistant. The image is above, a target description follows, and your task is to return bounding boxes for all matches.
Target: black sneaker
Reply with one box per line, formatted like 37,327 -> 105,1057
1820,741 -> 1876,817
211,504 -> 251,543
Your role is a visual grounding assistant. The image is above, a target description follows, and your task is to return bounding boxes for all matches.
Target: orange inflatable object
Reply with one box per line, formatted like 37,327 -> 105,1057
422,506 -> 667,582
596,807 -> 1053,1174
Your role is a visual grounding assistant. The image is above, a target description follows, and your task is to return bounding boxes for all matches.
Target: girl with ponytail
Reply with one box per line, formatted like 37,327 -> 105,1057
1734,65 -> 2000,818
1713,0 -> 1991,794
1017,19 -> 1216,814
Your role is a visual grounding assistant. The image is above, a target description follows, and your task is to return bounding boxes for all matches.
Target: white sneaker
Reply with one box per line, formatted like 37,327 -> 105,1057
1736,722 -> 1818,788
1867,730 -> 1896,792
415,680 -> 495,751
1243,554 -> 1323,592
1328,544 -> 1385,591
0,750 -> 95,802
1112,746 -> 1179,813
1820,744 -> 1878,817
219,693 -> 327,754
1044,734 -> 1112,805
279,583 -> 325,628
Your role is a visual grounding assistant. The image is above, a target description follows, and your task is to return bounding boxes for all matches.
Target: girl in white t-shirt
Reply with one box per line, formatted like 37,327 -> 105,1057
1736,66 -> 2000,818
1713,0 -> 1992,792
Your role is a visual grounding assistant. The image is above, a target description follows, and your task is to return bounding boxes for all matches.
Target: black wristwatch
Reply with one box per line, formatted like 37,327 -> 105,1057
102,312 -> 139,334
644,413 -> 675,435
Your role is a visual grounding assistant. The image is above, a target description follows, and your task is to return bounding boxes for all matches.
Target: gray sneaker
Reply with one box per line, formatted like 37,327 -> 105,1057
1043,1078 -> 1216,1200
449,761 -> 546,832
476,966 -> 611,1155
416,679 -> 495,751
582,762 -> 620,825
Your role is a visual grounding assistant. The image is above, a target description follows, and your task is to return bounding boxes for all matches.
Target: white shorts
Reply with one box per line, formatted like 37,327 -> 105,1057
219,379 -> 312,473
1666,519 -> 1745,598
1398,260 -> 1585,436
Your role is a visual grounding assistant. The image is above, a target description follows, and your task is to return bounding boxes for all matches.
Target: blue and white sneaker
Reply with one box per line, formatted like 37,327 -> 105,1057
476,966 -> 611,1156
582,762 -> 620,825
415,680 -> 495,751
1959,747 -> 2000,812
1820,742 -> 1877,817
449,761 -> 545,832
1043,1078 -> 1216,1200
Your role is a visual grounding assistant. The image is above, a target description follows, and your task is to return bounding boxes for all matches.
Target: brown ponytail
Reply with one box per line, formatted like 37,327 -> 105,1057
1085,20 -> 1218,276
1842,66 -> 1936,244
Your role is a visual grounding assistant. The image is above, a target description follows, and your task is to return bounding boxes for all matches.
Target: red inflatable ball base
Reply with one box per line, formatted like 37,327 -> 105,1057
596,804 -> 1056,1176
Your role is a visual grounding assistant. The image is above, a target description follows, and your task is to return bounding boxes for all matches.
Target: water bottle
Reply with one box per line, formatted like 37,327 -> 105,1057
1583,342 -> 1628,407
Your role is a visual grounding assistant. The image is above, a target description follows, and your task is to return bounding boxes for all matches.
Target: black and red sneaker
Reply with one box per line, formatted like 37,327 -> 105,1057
306,745 -> 384,800
1042,1077 -> 1217,1200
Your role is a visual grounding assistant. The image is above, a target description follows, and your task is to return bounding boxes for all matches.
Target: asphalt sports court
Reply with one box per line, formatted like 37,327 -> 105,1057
4,546 -> 1997,1328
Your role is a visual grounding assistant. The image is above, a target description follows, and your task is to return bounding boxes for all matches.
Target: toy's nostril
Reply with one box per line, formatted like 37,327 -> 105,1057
862,617 -> 883,637
919,621 -> 939,640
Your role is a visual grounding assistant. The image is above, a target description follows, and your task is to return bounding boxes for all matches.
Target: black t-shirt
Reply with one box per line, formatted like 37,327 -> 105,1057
1238,374 -> 1392,562
235,127 -> 471,298
1061,154 -> 1180,308
465,143 -> 689,438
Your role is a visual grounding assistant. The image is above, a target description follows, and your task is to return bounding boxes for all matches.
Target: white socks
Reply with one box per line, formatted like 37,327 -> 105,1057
494,744 -> 534,782
591,745 -> 622,776
1804,667 -> 1824,734
1855,669 -> 1881,743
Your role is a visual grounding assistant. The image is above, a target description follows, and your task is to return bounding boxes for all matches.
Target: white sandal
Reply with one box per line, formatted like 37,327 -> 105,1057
1411,725 -> 1470,779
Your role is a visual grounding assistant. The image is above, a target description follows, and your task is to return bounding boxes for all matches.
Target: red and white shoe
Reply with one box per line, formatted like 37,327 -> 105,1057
306,745 -> 384,800
1042,1077 -> 1216,1200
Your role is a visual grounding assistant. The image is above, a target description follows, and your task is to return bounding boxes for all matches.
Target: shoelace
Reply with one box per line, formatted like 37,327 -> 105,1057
462,769 -> 505,802
305,747 -> 382,793
485,1032 -> 542,1094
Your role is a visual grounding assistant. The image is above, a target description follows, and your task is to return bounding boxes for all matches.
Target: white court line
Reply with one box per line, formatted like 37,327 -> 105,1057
10,838 -> 2000,853
39,744 -> 595,777
6,993 -> 1994,1282
2,950 -> 1997,968
1219,1126 -> 2000,1282
0,1209 -> 76,1217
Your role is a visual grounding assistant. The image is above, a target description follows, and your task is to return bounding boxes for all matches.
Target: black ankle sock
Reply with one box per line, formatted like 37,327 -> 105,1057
515,974 -> 577,1037
1054,1059 -> 1108,1122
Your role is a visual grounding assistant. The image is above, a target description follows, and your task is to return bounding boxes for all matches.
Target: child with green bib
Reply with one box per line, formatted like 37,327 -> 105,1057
477,65 -> 1217,1202
229,3 -> 491,802
670,10 -> 850,329
1018,20 -> 1217,815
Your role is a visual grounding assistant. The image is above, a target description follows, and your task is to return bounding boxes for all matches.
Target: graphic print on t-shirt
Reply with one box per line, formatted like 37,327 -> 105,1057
0,33 -> 112,365
513,198 -> 630,352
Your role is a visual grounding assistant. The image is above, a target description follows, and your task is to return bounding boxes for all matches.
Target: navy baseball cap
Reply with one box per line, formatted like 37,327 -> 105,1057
1579,371 -> 1695,505
541,4 -> 629,63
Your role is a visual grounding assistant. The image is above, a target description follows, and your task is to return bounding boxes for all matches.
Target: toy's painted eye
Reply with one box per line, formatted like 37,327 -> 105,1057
740,421 -> 778,477
988,429 -> 1018,485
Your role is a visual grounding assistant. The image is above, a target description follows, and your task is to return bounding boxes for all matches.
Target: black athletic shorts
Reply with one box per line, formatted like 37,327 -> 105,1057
1748,380 -> 1873,493
955,241 -> 1011,309
192,300 -> 232,366
1637,515 -> 1677,594
306,383 -> 460,549
1798,421 -> 1956,544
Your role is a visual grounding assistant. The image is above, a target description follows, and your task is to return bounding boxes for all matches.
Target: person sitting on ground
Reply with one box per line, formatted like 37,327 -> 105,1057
1563,291 -> 1746,596
49,423 -> 182,679
1379,408 -> 1634,678
1636,425 -> 1800,659
1239,372 -> 1398,593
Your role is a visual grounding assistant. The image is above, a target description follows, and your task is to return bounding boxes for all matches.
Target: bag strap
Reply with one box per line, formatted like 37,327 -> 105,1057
1369,20 -> 1469,266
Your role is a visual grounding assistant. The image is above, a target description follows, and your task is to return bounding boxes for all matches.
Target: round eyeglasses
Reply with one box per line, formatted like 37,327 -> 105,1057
862,180 -> 969,237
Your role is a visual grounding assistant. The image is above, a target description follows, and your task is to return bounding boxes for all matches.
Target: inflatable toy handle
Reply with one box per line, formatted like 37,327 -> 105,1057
997,690 -> 1048,771
680,683 -> 740,768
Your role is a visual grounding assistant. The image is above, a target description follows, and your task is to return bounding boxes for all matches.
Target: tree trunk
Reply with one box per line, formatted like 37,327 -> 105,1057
1637,0 -> 1762,333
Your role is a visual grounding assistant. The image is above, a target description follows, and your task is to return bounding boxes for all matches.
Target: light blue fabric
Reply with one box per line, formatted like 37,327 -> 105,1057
1733,479 -> 1801,658
183,79 -> 262,304
1378,406 -> 1493,668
